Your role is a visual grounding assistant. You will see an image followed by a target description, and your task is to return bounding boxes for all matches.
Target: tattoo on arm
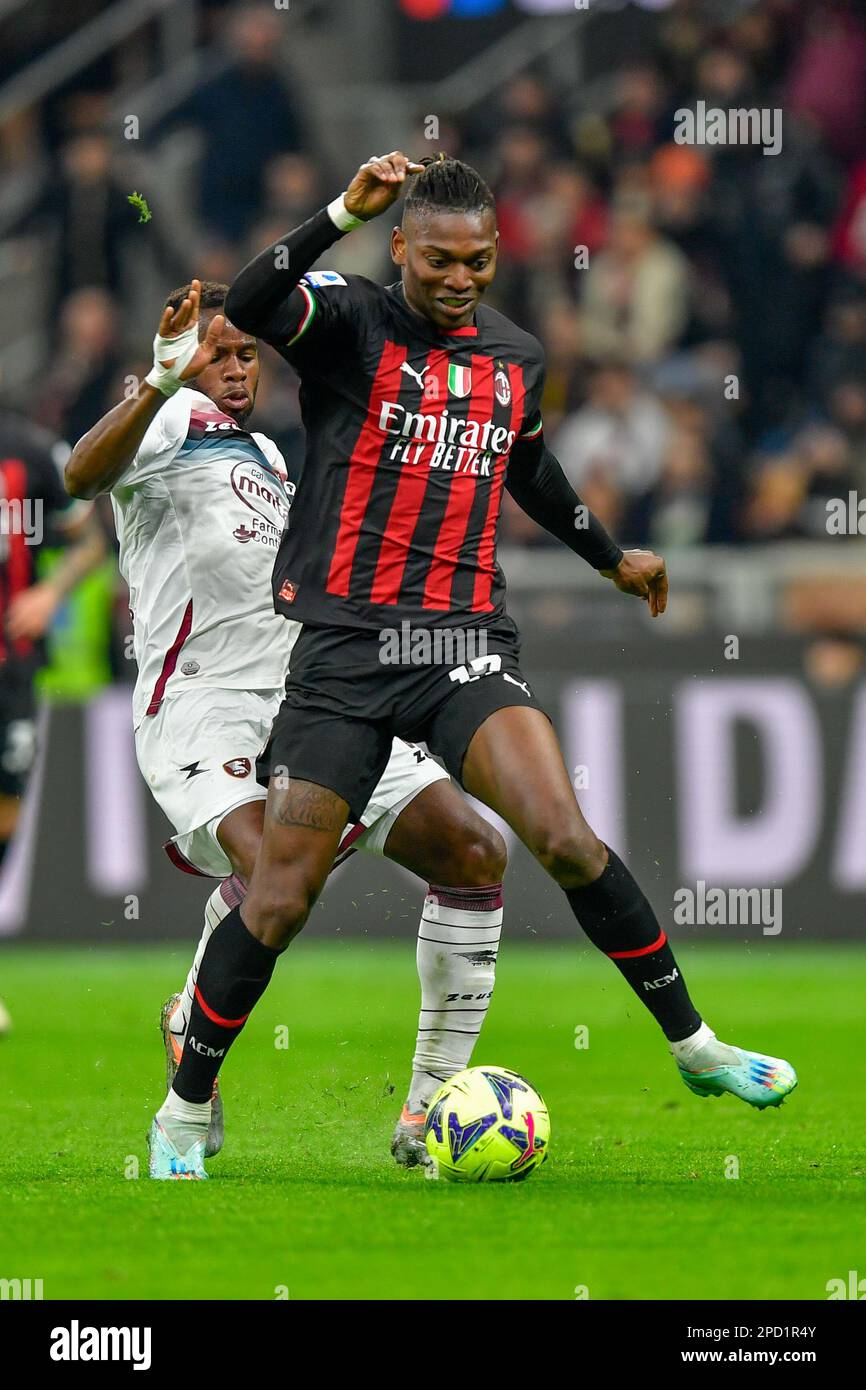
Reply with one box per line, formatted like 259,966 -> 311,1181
270,781 -> 348,832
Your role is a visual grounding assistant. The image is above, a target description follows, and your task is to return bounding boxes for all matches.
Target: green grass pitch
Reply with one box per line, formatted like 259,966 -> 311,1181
1,941 -> 864,1301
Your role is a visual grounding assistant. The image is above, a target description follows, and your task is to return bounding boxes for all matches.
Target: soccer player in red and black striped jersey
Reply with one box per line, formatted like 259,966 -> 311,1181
0,411 -> 105,1034
169,153 -> 796,1130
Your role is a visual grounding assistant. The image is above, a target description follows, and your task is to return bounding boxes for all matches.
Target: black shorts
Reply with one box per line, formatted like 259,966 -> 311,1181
0,663 -> 38,799
256,618 -> 548,821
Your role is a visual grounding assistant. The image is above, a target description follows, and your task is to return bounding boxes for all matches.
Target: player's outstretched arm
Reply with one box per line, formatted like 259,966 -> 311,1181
225,151 -> 425,344
66,281 -> 224,499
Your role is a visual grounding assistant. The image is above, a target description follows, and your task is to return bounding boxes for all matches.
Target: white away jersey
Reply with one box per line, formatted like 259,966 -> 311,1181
111,388 -> 299,727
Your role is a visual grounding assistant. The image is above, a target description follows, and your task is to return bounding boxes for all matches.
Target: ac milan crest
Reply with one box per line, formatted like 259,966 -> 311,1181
494,369 -> 512,407
223,758 -> 252,778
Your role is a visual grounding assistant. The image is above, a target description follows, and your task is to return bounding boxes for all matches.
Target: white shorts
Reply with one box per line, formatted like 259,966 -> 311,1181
134,686 -> 448,878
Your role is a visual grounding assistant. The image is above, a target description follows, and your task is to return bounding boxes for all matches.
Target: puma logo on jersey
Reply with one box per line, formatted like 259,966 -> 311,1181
503,672 -> 531,697
400,361 -> 430,390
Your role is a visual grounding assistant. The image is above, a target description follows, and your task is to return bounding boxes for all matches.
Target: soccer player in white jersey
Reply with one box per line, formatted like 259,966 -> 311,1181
66,280 -> 509,1179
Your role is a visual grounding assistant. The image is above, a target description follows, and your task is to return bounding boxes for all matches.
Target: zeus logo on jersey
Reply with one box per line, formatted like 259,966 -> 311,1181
378,402 -> 516,476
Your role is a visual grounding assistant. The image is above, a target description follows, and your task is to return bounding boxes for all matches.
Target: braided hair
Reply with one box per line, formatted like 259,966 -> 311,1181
403,154 -> 495,223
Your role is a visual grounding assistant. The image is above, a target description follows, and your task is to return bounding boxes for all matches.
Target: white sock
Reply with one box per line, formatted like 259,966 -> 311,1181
670,1021 -> 738,1068
157,1087 -> 211,1154
407,883 -> 503,1113
175,876 -> 247,1038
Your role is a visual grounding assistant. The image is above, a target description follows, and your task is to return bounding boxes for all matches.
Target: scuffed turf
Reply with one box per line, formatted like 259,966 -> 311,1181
0,942 -> 863,1300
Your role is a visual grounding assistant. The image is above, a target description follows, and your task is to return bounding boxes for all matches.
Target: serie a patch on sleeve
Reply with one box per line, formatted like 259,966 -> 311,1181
302,271 -> 348,288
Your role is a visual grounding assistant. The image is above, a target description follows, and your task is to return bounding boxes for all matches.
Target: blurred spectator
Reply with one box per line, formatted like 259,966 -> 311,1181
807,290 -> 866,410
785,2 -> 866,165
165,5 -> 308,244
245,154 -> 323,264
743,455 -> 808,541
609,64 -> 668,167
464,71 -> 571,161
580,198 -> 690,364
536,298 -> 588,431
824,376 -> 866,486
791,423 -> 859,538
639,424 -> 712,550
261,155 -> 321,227
831,160 -> 866,279
493,126 -> 551,262
44,134 -> 132,309
34,289 -> 122,446
650,144 -> 732,342
555,359 -> 672,497
500,73 -> 573,159
744,422 -> 860,543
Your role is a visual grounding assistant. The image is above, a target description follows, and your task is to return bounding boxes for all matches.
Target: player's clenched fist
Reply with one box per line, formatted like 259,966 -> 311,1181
343,151 -> 426,222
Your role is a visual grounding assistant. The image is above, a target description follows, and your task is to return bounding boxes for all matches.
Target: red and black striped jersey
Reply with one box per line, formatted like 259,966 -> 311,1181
0,413 -> 80,670
270,274 -> 545,630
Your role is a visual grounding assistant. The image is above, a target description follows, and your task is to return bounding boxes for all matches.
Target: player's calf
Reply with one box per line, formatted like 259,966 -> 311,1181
169,783 -> 347,1112
393,881 -> 504,1168
382,780 -> 508,1169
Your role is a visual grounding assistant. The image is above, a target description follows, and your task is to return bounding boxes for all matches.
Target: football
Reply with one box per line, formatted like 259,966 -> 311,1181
423,1066 -> 550,1182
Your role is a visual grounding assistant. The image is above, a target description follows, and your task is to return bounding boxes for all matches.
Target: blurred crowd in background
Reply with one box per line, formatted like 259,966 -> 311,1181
1,0 -> 865,684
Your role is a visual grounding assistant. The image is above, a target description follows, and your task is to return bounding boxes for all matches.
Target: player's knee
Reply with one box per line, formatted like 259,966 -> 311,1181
461,823 -> 507,884
532,824 -> 606,888
243,879 -> 316,949
436,819 -> 507,886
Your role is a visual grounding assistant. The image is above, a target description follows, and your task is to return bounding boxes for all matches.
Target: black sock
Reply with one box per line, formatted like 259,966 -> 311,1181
566,847 -> 701,1042
173,905 -> 281,1103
